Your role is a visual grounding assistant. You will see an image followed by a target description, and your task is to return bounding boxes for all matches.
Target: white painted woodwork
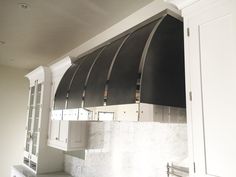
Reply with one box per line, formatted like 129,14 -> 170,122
116,104 -> 139,121
63,109 -> 79,120
59,121 -> 69,143
25,66 -> 49,87
49,56 -> 72,111
22,66 -> 64,174
139,103 -> 154,122
183,0 -> 236,176
51,110 -> 63,120
85,104 -> 142,121
48,120 -> 88,151
164,0 -> 199,10
49,120 -> 60,141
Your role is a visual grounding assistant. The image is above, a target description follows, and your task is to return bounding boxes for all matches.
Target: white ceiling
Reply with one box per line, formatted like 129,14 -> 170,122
0,0 -> 155,70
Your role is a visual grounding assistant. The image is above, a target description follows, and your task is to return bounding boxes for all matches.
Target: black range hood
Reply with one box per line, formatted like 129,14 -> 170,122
54,14 -> 186,111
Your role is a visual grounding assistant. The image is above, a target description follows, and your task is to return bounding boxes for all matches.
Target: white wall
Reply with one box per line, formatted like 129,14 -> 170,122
0,65 -> 29,177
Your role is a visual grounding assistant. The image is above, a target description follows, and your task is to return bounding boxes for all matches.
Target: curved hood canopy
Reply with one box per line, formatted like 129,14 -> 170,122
54,13 -> 186,111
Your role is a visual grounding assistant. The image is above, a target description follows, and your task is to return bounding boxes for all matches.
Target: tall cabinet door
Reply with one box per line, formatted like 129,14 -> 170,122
184,0 -> 236,177
24,86 -> 35,161
31,82 -> 43,160
24,80 -> 43,169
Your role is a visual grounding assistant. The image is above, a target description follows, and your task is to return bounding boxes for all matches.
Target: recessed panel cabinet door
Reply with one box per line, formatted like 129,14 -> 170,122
49,120 -> 60,141
185,0 -> 236,176
59,121 -> 69,143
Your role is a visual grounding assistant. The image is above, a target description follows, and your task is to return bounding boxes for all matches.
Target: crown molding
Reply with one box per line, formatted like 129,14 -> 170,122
164,0 -> 199,10
49,56 -> 71,73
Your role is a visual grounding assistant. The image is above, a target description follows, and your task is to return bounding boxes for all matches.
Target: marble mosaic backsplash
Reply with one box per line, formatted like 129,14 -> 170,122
64,120 -> 188,177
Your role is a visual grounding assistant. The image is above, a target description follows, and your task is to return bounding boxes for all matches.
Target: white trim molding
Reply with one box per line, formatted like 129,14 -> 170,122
164,0 -> 199,10
49,56 -> 71,76
25,66 -> 50,86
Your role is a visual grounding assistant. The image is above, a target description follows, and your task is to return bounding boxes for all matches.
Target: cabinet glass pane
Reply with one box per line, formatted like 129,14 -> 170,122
25,116 -> 32,152
36,93 -> 41,105
32,147 -> 36,155
24,157 -> 29,166
37,84 -> 41,92
25,133 -> 31,152
27,119 -> 32,131
32,132 -> 38,155
35,105 -> 40,118
28,106 -> 33,118
33,118 -> 39,132
36,84 -> 42,105
29,86 -> 35,106
26,142 -> 30,152
30,161 -> 37,171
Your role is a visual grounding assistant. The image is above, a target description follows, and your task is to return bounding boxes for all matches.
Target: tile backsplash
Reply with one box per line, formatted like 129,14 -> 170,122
65,117 -> 188,177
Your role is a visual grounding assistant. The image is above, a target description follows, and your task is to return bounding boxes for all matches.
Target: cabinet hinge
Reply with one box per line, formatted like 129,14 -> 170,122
189,91 -> 192,101
193,162 -> 196,173
187,28 -> 190,37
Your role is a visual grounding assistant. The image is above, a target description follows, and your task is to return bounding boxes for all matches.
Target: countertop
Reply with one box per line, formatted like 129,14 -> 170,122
12,165 -> 72,177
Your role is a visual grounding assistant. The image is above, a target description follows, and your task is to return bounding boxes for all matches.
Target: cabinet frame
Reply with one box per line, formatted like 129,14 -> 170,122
23,66 -> 64,174
183,0 -> 236,176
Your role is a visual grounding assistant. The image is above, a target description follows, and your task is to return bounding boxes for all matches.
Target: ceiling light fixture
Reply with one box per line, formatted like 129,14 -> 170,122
18,3 -> 30,9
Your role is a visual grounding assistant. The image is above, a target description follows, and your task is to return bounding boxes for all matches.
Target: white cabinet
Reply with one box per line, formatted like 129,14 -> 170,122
182,0 -> 236,176
48,120 -> 88,151
48,58 -> 88,151
23,66 -> 64,174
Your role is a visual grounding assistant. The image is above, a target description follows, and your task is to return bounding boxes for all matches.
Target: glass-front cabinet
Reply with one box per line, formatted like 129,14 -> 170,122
24,82 -> 42,170
23,66 -> 64,174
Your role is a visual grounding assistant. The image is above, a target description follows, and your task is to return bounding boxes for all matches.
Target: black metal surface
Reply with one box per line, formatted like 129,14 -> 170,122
54,61 -> 82,110
54,14 -> 186,109
67,48 -> 104,109
140,15 -> 186,107
84,36 -> 127,107
106,21 -> 157,105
